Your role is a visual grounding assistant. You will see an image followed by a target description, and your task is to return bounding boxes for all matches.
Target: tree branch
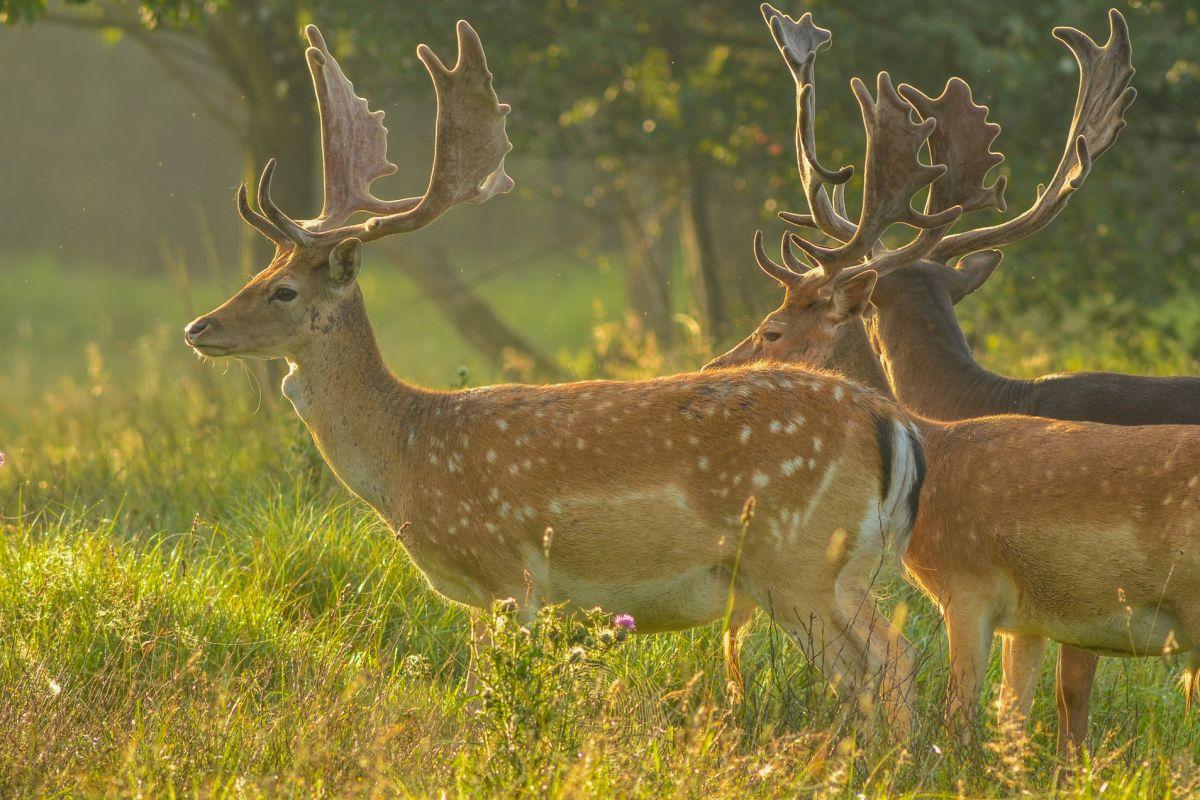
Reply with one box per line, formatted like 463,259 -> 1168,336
43,4 -> 244,136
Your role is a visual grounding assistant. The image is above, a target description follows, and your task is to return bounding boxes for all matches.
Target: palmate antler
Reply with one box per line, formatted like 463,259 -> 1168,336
912,9 -> 1135,264
761,3 -> 855,242
755,5 -> 963,295
898,77 -> 1007,218
756,6 -> 1134,295
238,20 -> 514,254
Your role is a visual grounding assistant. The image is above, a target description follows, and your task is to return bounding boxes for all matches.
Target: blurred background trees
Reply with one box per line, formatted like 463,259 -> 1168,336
2,0 -> 1198,374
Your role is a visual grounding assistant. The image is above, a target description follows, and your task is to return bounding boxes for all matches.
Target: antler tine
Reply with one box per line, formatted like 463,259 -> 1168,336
256,159 -> 313,247
779,231 -> 816,274
898,77 -> 1008,216
751,230 -> 807,290
785,72 -> 962,274
831,183 -> 849,220
236,183 -> 291,249
761,3 -> 856,242
1055,8 -> 1136,159
929,8 -> 1135,263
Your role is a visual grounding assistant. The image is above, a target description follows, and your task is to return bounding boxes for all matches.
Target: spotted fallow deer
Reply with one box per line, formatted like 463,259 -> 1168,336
750,3 -> 1191,757
711,4 -> 1200,744
182,20 -> 927,732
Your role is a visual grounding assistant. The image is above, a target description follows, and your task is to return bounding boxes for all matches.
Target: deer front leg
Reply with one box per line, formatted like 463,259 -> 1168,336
944,602 -> 995,737
1055,645 -> 1098,757
998,633 -> 1047,737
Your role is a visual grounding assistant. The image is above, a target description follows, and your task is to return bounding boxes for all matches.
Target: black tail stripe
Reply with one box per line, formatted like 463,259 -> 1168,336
905,426 -> 926,524
872,412 -> 894,504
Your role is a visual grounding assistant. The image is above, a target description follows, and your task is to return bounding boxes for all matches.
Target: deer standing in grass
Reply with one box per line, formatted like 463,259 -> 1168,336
755,3 -> 1200,756
711,4 -> 1200,747
183,20 -> 927,733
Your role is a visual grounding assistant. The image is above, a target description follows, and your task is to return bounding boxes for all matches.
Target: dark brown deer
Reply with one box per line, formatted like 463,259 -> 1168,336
713,5 -> 1194,754
183,19 -> 929,735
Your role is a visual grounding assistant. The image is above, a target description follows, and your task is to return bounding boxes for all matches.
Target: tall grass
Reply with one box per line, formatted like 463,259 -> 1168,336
3,257 -> 1200,797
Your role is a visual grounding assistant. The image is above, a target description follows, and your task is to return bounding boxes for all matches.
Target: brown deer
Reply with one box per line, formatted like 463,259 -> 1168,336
183,20 -> 927,733
711,5 -> 1200,747
757,3 -> 1195,757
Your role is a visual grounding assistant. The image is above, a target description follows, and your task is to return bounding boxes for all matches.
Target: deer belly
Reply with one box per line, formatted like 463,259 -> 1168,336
392,483 -> 732,618
1002,607 -> 1191,657
544,564 -> 733,632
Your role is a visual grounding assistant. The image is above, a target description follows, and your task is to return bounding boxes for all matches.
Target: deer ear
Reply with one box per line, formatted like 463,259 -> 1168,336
328,238 -> 363,284
956,250 -> 1003,296
829,271 -> 877,323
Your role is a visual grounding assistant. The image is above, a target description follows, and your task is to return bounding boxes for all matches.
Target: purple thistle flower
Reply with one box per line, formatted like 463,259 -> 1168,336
613,613 -> 636,632
0,451 -> 6,468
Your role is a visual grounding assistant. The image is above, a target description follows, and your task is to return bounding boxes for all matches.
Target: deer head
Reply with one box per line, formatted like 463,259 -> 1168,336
708,5 -> 964,370
184,21 -> 513,360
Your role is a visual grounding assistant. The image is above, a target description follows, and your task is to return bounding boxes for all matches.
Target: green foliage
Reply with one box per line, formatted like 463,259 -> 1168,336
468,601 -> 632,794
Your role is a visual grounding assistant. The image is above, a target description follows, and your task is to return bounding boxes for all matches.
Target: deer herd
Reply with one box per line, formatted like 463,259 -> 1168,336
182,5 -> 1200,756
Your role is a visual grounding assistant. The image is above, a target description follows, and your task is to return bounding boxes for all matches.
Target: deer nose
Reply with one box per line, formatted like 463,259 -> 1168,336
184,317 -> 212,343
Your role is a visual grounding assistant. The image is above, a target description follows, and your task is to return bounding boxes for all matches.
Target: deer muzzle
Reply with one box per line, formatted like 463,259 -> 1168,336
184,316 -> 231,356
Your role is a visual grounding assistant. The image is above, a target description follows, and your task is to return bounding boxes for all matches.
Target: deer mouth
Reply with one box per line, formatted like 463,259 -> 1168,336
188,341 -> 235,358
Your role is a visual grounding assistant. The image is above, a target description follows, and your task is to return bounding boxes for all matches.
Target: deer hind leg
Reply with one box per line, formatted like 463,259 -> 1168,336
944,600 -> 996,737
998,633 -> 1047,739
833,547 -> 917,739
1054,646 -> 1098,758
745,582 -> 908,741
741,579 -> 867,689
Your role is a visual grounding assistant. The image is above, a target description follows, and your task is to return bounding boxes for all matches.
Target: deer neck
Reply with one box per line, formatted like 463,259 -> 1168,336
830,318 -> 895,399
868,280 -> 1030,420
282,288 -> 430,515
830,320 -> 944,440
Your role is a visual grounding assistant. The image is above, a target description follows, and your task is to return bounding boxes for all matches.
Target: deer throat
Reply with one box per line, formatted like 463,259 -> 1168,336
281,361 -> 308,416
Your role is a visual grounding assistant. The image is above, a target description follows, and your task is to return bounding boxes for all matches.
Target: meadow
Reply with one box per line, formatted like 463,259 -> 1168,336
5,254 -> 1200,798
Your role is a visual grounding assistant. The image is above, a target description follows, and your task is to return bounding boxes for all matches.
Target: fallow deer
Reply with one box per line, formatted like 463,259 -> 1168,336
756,3 -> 1195,757
183,20 -> 927,732
711,5 -> 1200,745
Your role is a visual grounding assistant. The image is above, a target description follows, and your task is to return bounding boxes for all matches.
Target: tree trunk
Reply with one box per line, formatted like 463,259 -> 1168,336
404,247 -> 562,382
205,5 -> 317,272
615,185 -> 674,346
680,162 -> 728,341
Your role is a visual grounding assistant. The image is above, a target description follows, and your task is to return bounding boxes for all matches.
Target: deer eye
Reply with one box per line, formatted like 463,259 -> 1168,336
762,330 -> 783,343
272,286 -> 298,302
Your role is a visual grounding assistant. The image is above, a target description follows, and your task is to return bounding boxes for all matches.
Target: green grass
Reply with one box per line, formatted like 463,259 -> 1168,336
4,256 -> 1200,797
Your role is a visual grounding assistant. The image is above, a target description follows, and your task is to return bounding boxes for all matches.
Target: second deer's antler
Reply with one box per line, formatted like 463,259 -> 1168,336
762,3 -> 855,242
757,5 -> 965,297
898,77 -> 1007,217
783,72 -> 962,275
